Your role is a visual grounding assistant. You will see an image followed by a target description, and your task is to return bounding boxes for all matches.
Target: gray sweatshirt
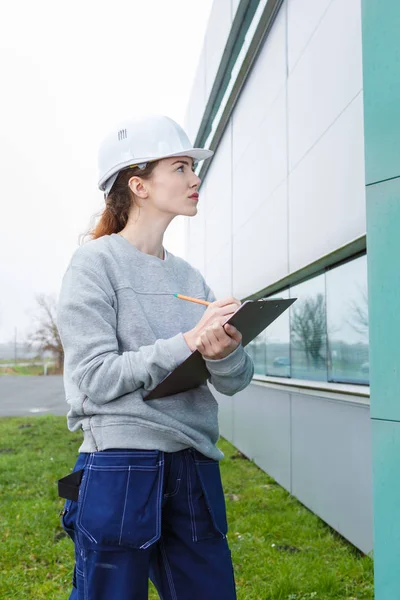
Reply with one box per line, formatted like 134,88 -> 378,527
56,233 -> 254,460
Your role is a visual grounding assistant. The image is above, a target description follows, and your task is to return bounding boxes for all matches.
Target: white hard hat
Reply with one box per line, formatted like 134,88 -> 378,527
98,114 -> 214,198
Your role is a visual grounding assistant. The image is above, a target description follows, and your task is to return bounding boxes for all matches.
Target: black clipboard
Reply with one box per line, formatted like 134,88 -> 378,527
143,297 -> 296,401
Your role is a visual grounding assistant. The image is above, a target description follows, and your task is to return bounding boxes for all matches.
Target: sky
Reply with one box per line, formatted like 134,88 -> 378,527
0,0 -> 213,345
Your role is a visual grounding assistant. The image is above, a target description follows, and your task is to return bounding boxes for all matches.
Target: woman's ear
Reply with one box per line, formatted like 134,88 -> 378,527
128,176 -> 148,199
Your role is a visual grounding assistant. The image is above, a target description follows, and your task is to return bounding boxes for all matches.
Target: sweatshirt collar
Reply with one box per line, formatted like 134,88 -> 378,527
110,233 -> 170,264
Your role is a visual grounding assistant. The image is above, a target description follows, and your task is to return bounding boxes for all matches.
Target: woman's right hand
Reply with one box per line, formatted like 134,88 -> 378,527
183,296 -> 242,352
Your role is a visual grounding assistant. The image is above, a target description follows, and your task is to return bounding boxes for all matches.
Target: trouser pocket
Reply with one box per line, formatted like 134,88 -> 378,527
191,450 -> 228,539
58,454 -> 88,543
60,498 -> 76,542
76,450 -> 164,549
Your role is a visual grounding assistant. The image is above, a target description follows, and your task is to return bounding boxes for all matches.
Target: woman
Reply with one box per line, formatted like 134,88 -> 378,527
57,114 -> 254,600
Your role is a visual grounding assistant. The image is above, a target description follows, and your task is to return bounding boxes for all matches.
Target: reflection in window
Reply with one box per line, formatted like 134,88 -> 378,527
248,255 -> 369,386
326,255 -> 369,384
290,275 -> 328,381
246,330 -> 266,376
265,290 -> 290,377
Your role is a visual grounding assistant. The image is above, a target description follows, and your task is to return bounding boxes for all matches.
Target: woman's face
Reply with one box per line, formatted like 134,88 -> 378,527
143,156 -> 202,216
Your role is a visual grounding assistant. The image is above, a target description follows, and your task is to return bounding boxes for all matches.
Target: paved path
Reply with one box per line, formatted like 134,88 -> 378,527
0,375 -> 67,417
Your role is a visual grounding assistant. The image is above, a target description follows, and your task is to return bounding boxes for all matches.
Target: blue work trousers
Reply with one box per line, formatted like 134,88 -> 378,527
60,447 -> 237,599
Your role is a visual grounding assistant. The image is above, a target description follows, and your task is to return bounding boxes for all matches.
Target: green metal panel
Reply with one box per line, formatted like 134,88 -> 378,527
371,419 -> 400,599
362,0 -> 400,184
366,178 -> 400,421
362,0 -> 400,596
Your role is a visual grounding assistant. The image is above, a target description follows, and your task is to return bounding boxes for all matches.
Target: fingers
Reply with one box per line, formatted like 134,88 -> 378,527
212,296 -> 241,309
201,323 -> 229,358
224,323 -> 242,343
196,322 -> 225,351
212,303 -> 241,317
208,321 -> 225,344
195,321 -> 242,360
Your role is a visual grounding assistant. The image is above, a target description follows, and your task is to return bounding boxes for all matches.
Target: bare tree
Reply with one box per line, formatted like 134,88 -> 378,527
347,285 -> 369,341
25,294 -> 64,371
291,293 -> 327,368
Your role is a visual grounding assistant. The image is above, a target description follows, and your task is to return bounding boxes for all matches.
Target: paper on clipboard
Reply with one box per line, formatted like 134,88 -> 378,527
143,297 -> 296,401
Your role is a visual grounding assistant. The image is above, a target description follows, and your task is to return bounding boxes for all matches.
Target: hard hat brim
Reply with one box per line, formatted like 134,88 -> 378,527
99,147 -> 213,195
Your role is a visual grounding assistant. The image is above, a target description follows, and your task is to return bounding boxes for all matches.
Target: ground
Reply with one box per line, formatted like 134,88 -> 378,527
0,415 -> 374,599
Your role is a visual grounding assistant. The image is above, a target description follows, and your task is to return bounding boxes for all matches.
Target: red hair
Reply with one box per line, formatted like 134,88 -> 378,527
80,161 -> 160,243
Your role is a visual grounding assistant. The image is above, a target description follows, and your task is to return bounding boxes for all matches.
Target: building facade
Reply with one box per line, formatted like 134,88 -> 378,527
184,0 -> 372,555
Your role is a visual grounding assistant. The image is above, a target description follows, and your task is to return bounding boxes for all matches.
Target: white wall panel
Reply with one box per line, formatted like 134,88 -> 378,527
291,392 -> 373,554
288,93 -> 366,273
184,48 -> 206,145
205,0 -> 233,99
287,0 -> 363,170
185,181 -> 207,273
184,0 -> 371,556
184,0 -> 234,144
232,87 -> 287,237
213,382 -> 373,554
204,125 -> 232,267
205,240 -> 232,298
287,0 -> 334,72
214,394 -> 234,441
184,217 -> 190,260
233,181 -> 288,299
205,198 -> 232,269
232,384 -> 292,490
232,6 -> 286,165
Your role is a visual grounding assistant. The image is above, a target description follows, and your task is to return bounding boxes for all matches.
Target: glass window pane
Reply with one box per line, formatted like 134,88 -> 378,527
265,290 -> 291,377
290,274 -> 328,381
326,255 -> 369,385
247,330 -> 267,376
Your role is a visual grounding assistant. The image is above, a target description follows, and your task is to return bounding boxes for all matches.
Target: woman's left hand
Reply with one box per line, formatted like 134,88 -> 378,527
195,321 -> 242,360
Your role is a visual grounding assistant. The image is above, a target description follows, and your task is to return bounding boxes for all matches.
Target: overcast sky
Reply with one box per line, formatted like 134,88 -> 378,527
0,0 -> 213,345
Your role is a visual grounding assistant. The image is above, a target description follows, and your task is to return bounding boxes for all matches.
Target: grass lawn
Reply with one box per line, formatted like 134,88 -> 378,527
0,415 -> 374,599
0,365 -> 45,376
0,361 -> 57,376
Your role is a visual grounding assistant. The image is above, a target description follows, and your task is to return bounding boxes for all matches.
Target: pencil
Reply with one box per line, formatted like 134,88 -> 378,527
174,293 -> 211,306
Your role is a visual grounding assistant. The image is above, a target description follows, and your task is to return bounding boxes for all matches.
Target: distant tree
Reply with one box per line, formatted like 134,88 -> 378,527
347,286 -> 369,341
25,294 -> 64,371
291,294 -> 327,368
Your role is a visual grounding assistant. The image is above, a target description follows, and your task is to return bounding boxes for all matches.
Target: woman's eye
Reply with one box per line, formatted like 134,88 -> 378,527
177,164 -> 196,173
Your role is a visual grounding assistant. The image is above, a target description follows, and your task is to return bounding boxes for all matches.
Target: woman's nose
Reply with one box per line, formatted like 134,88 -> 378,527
192,173 -> 201,187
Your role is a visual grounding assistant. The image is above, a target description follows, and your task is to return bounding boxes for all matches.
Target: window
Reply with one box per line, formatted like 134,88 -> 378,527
246,254 -> 369,386
265,289 -> 290,377
290,274 -> 327,382
195,0 -> 270,176
326,255 -> 369,384
246,330 -> 267,376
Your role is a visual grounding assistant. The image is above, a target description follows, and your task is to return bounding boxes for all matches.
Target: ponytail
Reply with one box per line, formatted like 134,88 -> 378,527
80,161 -> 159,244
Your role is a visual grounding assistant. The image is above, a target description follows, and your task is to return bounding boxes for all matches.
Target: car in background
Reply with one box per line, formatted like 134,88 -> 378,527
272,356 -> 290,367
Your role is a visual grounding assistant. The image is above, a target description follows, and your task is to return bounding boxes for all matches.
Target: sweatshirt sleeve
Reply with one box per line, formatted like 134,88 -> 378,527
201,278 -> 254,397
57,264 -> 192,405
